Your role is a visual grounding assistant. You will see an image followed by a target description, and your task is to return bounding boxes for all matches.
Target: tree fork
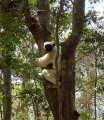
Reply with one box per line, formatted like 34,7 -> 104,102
23,0 -> 85,120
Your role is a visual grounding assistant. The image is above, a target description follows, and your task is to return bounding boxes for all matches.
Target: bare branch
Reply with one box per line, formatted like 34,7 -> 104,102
72,0 -> 85,34
23,0 -> 45,49
55,0 -> 64,119
23,0 -> 39,29
64,0 -> 85,52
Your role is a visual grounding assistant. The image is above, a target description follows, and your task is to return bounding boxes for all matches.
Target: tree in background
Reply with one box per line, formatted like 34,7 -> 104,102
0,0 -> 104,120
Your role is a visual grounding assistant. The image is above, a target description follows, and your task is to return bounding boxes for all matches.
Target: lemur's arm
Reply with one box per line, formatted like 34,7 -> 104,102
38,53 -> 53,68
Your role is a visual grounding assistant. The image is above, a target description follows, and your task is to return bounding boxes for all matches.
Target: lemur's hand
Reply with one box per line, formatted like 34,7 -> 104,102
46,63 -> 53,69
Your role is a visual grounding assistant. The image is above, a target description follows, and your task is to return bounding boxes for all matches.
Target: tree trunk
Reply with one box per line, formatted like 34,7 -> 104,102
2,54 -> 12,120
61,0 -> 85,119
61,35 -> 79,120
23,0 -> 85,119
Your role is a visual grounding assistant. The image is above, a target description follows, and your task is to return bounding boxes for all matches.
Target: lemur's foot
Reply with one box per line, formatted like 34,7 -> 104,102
58,81 -> 61,86
46,85 -> 57,88
46,81 -> 61,88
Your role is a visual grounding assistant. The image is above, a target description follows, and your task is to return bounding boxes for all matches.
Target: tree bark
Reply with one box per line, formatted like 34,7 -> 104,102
61,1 -> 85,119
23,0 -> 85,120
23,1 -> 59,119
2,54 -> 12,120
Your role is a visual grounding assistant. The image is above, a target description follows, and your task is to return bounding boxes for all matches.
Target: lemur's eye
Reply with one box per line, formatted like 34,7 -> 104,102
53,43 -> 55,47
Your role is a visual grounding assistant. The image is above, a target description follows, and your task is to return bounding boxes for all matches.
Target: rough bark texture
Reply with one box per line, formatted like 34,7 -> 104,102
61,1 -> 85,119
2,54 -> 12,120
61,35 -> 79,120
23,0 -> 85,120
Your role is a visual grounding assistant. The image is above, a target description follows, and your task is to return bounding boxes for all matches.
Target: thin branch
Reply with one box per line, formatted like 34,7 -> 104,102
94,51 -> 98,120
55,0 -> 64,120
76,79 -> 103,92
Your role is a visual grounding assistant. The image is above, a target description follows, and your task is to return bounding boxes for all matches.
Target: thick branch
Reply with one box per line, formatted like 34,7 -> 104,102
23,0 -> 37,27
62,33 -> 79,54
37,0 -> 51,41
23,0 -> 42,39
37,0 -> 50,28
64,0 -> 85,52
60,1 -> 85,120
72,0 -> 85,34
0,0 -> 18,13
23,0 -> 46,56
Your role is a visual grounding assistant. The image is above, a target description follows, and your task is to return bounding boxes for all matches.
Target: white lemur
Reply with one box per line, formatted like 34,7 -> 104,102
38,41 -> 61,86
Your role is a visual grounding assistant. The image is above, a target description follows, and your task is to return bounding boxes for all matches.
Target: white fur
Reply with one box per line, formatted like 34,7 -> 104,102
38,42 -> 61,85
42,69 -> 61,86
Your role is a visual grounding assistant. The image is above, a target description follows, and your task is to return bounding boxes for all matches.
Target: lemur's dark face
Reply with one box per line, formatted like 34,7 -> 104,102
44,42 -> 55,52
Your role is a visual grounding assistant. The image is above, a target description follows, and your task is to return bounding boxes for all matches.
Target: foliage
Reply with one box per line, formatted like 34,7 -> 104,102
0,0 -> 104,120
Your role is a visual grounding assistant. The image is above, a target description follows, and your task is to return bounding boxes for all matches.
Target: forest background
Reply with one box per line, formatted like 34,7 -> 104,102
0,0 -> 104,120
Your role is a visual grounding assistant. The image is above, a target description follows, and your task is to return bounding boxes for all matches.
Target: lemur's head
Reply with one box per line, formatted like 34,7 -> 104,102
44,41 -> 55,52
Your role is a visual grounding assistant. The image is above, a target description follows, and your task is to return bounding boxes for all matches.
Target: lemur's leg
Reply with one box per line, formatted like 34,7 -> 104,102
42,69 -> 61,86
